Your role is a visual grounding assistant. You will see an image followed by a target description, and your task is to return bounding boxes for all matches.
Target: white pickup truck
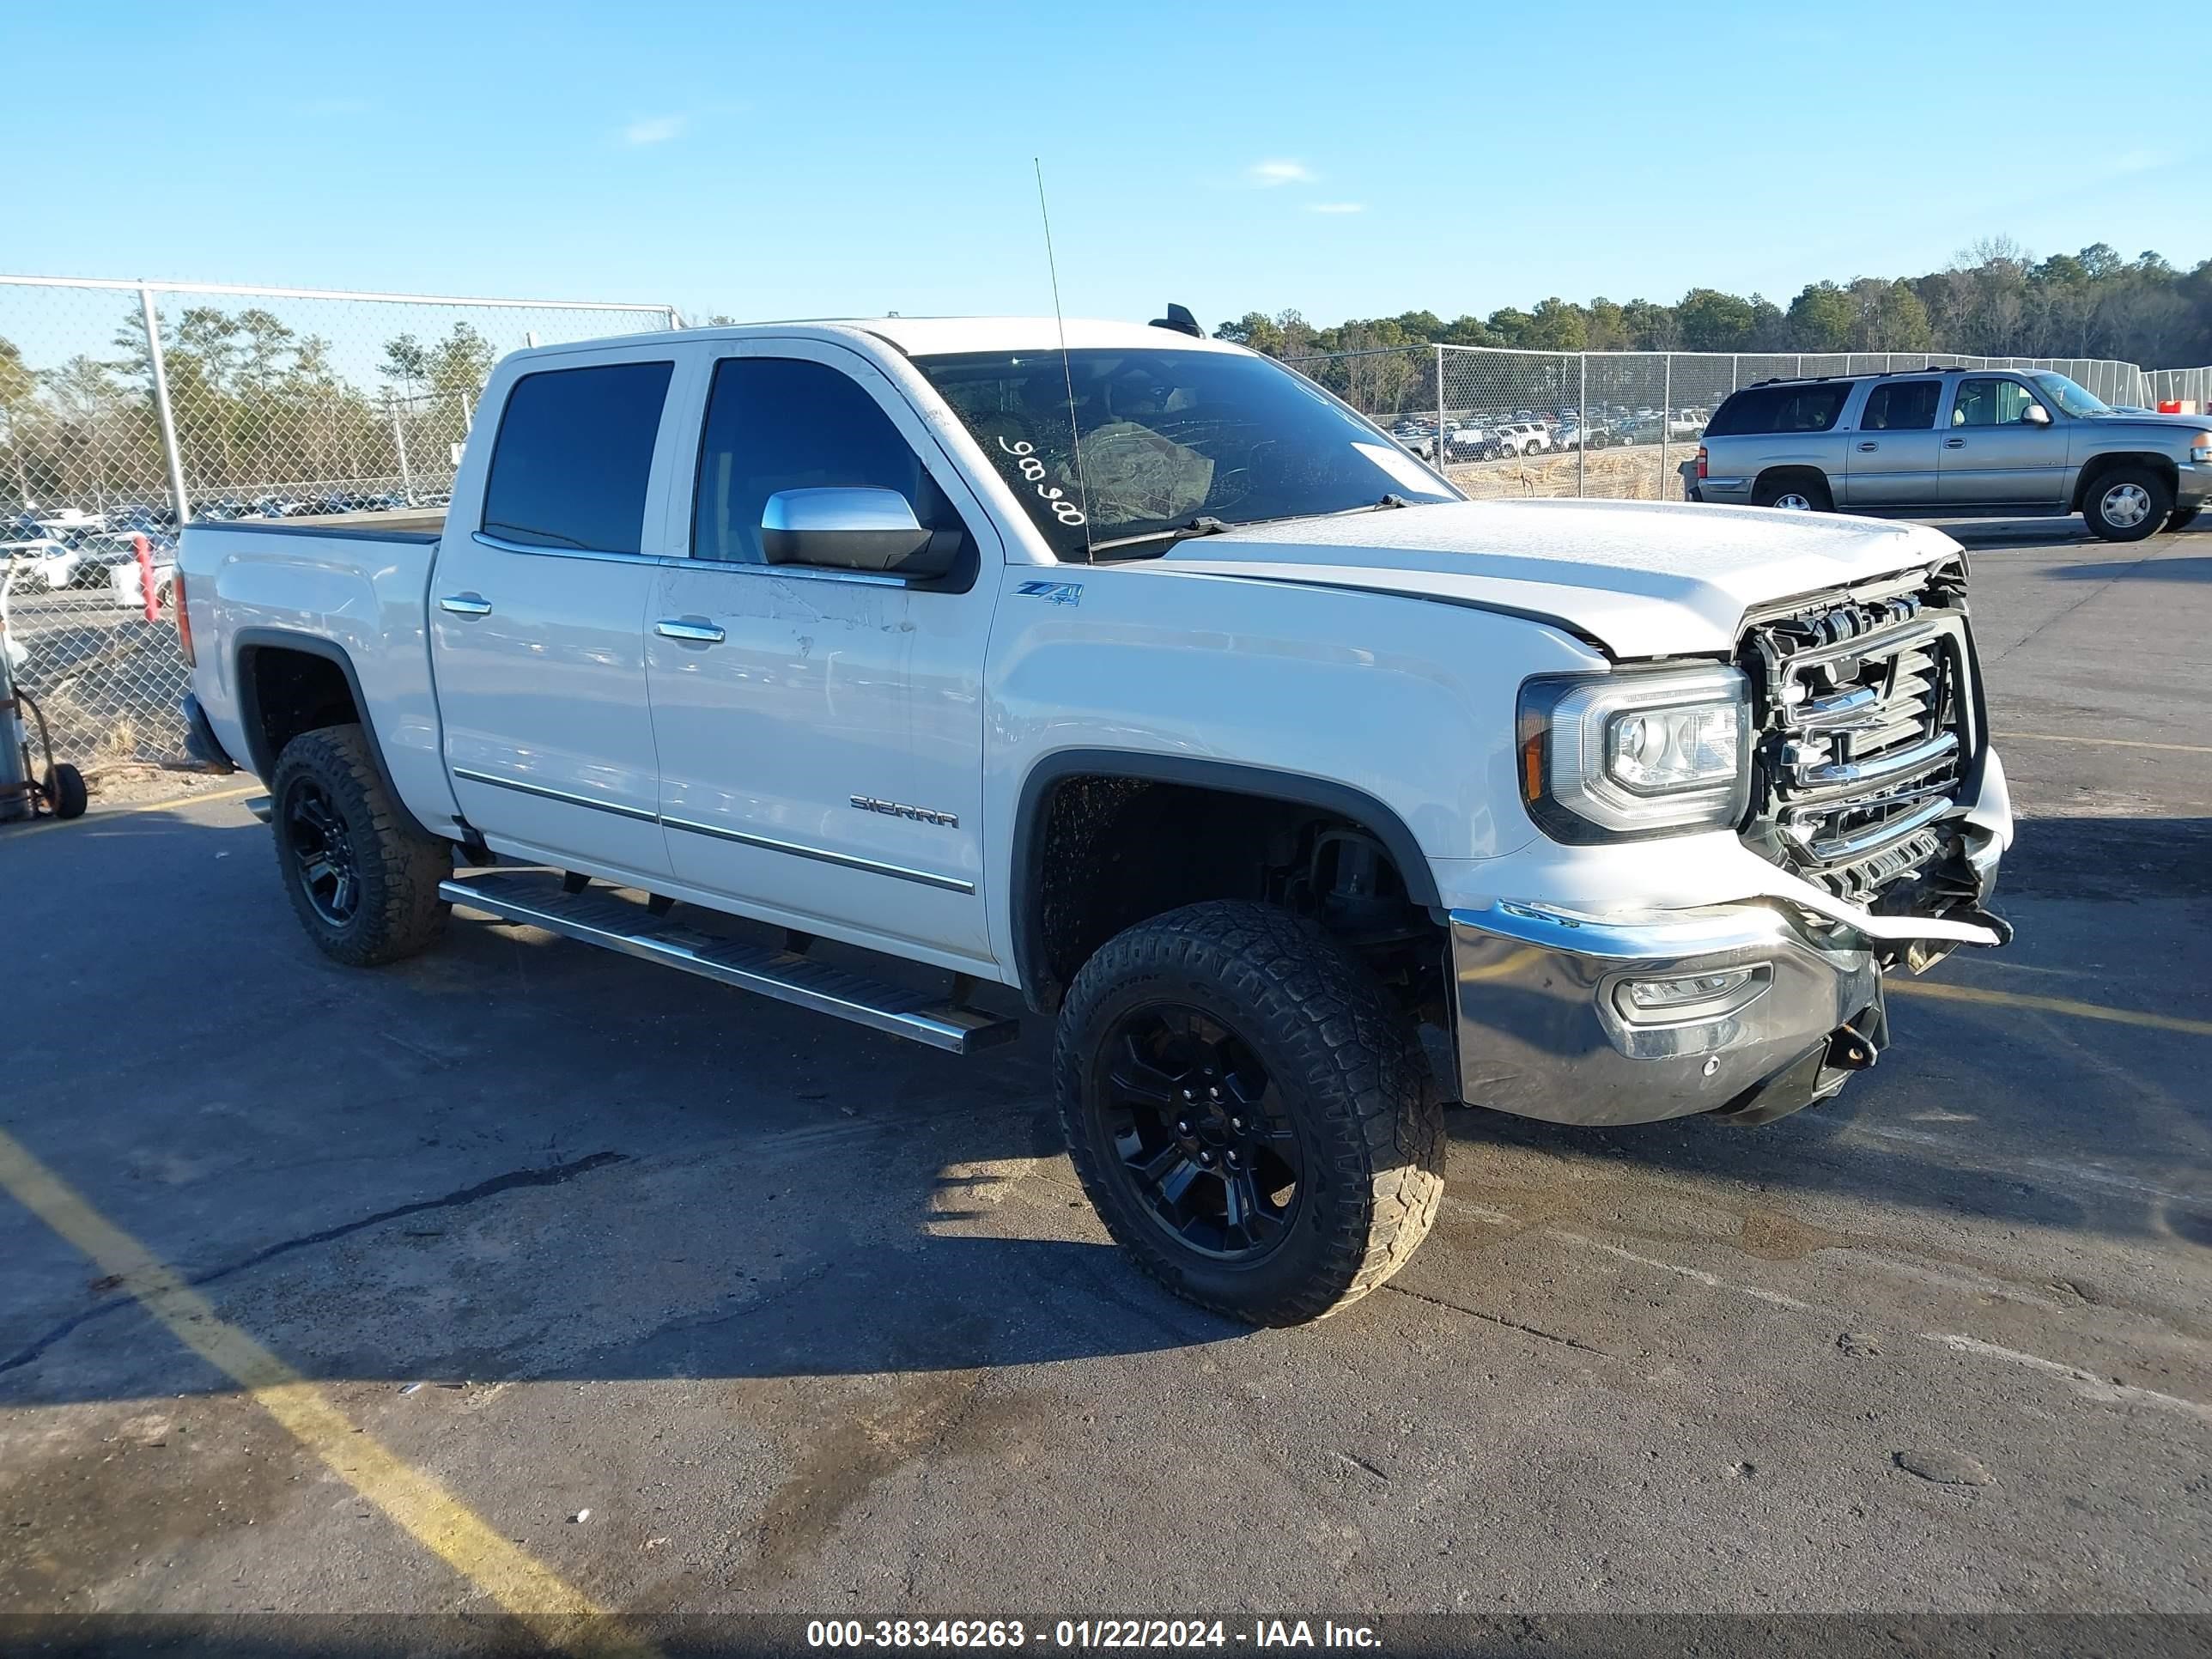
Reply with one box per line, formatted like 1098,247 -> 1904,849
177,314 -> 2014,1325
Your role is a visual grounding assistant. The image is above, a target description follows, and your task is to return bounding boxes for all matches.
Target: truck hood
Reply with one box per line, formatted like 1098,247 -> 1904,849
1157,497 -> 1963,659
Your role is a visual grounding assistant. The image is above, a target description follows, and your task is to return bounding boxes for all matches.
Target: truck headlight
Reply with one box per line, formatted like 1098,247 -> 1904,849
2191,434 -> 2212,463
1518,665 -> 1753,840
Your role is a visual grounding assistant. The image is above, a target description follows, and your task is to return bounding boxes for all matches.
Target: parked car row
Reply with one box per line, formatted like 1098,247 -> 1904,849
3,508 -> 179,593
195,489 -> 419,520
1389,405 -> 1715,463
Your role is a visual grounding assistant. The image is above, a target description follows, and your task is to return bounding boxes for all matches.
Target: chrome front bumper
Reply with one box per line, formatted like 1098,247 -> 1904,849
1448,896 -> 1986,1129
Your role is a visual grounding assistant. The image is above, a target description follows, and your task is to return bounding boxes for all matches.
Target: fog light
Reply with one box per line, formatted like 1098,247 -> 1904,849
1613,964 -> 1771,1024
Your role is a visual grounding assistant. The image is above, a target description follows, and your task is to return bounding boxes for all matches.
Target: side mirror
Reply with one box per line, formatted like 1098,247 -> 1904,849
2022,403 -> 2052,426
760,487 -> 946,575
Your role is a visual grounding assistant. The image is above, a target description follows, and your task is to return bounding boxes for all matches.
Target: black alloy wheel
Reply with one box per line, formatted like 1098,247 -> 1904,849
282,775 -> 362,926
1093,1002 -> 1304,1261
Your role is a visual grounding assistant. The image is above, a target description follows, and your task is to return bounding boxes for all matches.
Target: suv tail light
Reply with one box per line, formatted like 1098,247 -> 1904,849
173,568 -> 195,666
1695,444 -> 1709,481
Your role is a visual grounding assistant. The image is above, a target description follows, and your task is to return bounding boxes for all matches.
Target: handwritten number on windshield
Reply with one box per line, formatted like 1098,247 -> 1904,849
998,436 -> 1086,526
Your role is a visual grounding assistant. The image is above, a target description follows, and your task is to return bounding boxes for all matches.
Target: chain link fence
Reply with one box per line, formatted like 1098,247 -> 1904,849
1,276 -> 678,774
2145,365 -> 2212,410
1288,344 -> 2158,501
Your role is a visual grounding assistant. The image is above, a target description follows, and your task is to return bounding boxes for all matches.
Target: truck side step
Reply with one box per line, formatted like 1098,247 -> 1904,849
439,870 -> 1018,1054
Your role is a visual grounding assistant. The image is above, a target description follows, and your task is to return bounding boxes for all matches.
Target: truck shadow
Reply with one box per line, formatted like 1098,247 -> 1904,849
1,808 -> 2206,1403
2046,554 -> 2212,582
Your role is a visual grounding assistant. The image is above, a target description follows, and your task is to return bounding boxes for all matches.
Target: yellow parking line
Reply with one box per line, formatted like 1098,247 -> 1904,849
1996,731 -> 2212,756
1890,978 -> 2212,1037
0,1127 -> 655,1659
0,781 -> 264,841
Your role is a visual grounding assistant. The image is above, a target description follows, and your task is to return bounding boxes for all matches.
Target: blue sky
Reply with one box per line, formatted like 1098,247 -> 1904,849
6,0 -> 2208,330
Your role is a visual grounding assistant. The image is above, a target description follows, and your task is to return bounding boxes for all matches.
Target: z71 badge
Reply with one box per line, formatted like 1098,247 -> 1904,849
1016,580 -> 1083,606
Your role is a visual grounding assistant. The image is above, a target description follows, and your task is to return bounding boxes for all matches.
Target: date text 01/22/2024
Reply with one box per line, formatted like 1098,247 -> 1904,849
804,1620 -> 1382,1650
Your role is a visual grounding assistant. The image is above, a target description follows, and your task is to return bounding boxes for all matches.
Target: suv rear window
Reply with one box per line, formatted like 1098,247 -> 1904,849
482,361 -> 674,554
1705,382 -> 1852,437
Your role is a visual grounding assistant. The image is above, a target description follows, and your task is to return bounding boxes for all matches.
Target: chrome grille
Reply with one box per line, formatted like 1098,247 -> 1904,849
1741,580 -> 1976,900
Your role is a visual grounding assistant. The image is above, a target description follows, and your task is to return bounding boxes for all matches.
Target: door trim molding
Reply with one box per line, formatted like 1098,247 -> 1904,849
453,769 -> 976,893
660,814 -> 975,894
451,766 -> 659,823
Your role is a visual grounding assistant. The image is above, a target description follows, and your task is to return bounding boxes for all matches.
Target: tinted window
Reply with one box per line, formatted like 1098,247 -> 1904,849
1951,378 -> 2039,427
1705,382 -> 1851,437
693,357 -> 963,563
481,361 -> 673,553
1859,380 -> 1942,431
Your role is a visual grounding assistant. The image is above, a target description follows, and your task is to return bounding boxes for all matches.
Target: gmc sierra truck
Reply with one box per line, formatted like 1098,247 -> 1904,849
176,314 -> 2014,1325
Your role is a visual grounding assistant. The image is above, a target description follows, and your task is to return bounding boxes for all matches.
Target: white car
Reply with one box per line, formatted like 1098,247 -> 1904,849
178,313 -> 2014,1327
3,537 -> 85,591
1495,421 -> 1553,457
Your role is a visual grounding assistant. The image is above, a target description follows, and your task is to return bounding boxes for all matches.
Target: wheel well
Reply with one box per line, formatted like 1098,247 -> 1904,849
1754,465 -> 1830,503
2071,453 -> 2179,512
1018,771 -> 1445,1019
237,644 -> 362,776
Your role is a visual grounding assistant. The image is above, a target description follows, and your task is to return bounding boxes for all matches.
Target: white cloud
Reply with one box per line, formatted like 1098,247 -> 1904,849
1305,201 -> 1364,215
1247,159 -> 1314,187
622,115 -> 685,147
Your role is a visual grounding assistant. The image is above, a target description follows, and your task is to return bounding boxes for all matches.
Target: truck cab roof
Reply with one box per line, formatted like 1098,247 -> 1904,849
501,316 -> 1247,367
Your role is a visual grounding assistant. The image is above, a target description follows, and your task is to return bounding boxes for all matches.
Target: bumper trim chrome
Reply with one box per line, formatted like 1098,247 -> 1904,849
1448,900 -> 1882,1128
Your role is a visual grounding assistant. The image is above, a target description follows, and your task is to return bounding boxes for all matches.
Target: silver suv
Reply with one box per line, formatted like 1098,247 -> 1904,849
1693,368 -> 2210,541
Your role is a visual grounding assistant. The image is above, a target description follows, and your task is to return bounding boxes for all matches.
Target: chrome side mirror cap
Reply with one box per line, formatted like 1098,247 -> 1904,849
760,487 -> 941,574
2022,403 -> 2052,426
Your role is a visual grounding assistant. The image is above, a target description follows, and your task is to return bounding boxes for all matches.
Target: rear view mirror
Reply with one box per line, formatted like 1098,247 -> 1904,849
2022,403 -> 2052,426
761,487 -> 948,575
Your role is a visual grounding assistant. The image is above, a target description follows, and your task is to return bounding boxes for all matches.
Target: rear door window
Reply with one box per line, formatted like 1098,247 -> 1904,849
1705,382 -> 1852,436
481,361 -> 674,554
1859,380 -> 1942,431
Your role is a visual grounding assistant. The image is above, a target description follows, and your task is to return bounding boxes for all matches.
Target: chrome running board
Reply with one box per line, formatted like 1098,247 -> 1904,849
439,870 -> 1017,1055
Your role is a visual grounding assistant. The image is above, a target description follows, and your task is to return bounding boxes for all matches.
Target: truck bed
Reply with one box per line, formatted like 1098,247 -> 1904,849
197,507 -> 447,542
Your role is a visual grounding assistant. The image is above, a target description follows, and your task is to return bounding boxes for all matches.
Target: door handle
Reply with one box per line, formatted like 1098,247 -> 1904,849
1857,442 -> 1878,452
1944,437 -> 1966,449
655,618 -> 726,644
439,592 -> 493,617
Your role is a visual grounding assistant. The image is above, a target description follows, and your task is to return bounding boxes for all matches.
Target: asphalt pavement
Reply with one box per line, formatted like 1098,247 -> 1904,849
1,519 -> 2206,1652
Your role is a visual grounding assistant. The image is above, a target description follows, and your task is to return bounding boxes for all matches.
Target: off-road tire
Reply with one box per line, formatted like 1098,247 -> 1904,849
2083,465 -> 2171,542
270,723 -> 450,967
1054,901 -> 1445,1326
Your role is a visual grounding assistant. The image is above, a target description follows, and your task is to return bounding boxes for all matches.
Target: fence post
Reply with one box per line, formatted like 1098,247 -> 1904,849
1731,353 -> 1741,393
388,393 -> 416,507
137,286 -> 191,526
1434,344 -> 1446,471
1577,354 -> 1589,498
1659,353 -> 1673,501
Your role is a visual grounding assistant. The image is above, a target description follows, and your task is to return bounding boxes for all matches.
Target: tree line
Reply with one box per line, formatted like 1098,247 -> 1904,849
1215,240 -> 2212,369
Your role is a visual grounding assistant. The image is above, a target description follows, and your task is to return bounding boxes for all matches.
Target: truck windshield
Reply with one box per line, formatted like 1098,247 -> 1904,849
2027,373 -> 2110,417
913,348 -> 1458,560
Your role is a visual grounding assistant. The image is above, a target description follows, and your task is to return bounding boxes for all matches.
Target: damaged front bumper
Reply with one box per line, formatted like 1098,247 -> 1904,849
1447,878 -> 2006,1130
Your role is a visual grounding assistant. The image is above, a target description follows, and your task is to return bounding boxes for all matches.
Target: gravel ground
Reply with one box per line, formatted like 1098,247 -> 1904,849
0,520 -> 2206,1654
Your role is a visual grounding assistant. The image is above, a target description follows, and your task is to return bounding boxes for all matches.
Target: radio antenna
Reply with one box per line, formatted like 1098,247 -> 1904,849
1033,156 -> 1092,558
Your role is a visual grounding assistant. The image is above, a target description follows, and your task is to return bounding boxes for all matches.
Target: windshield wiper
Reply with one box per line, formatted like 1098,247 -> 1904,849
1086,516 -> 1234,555
1087,496 -> 1423,557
